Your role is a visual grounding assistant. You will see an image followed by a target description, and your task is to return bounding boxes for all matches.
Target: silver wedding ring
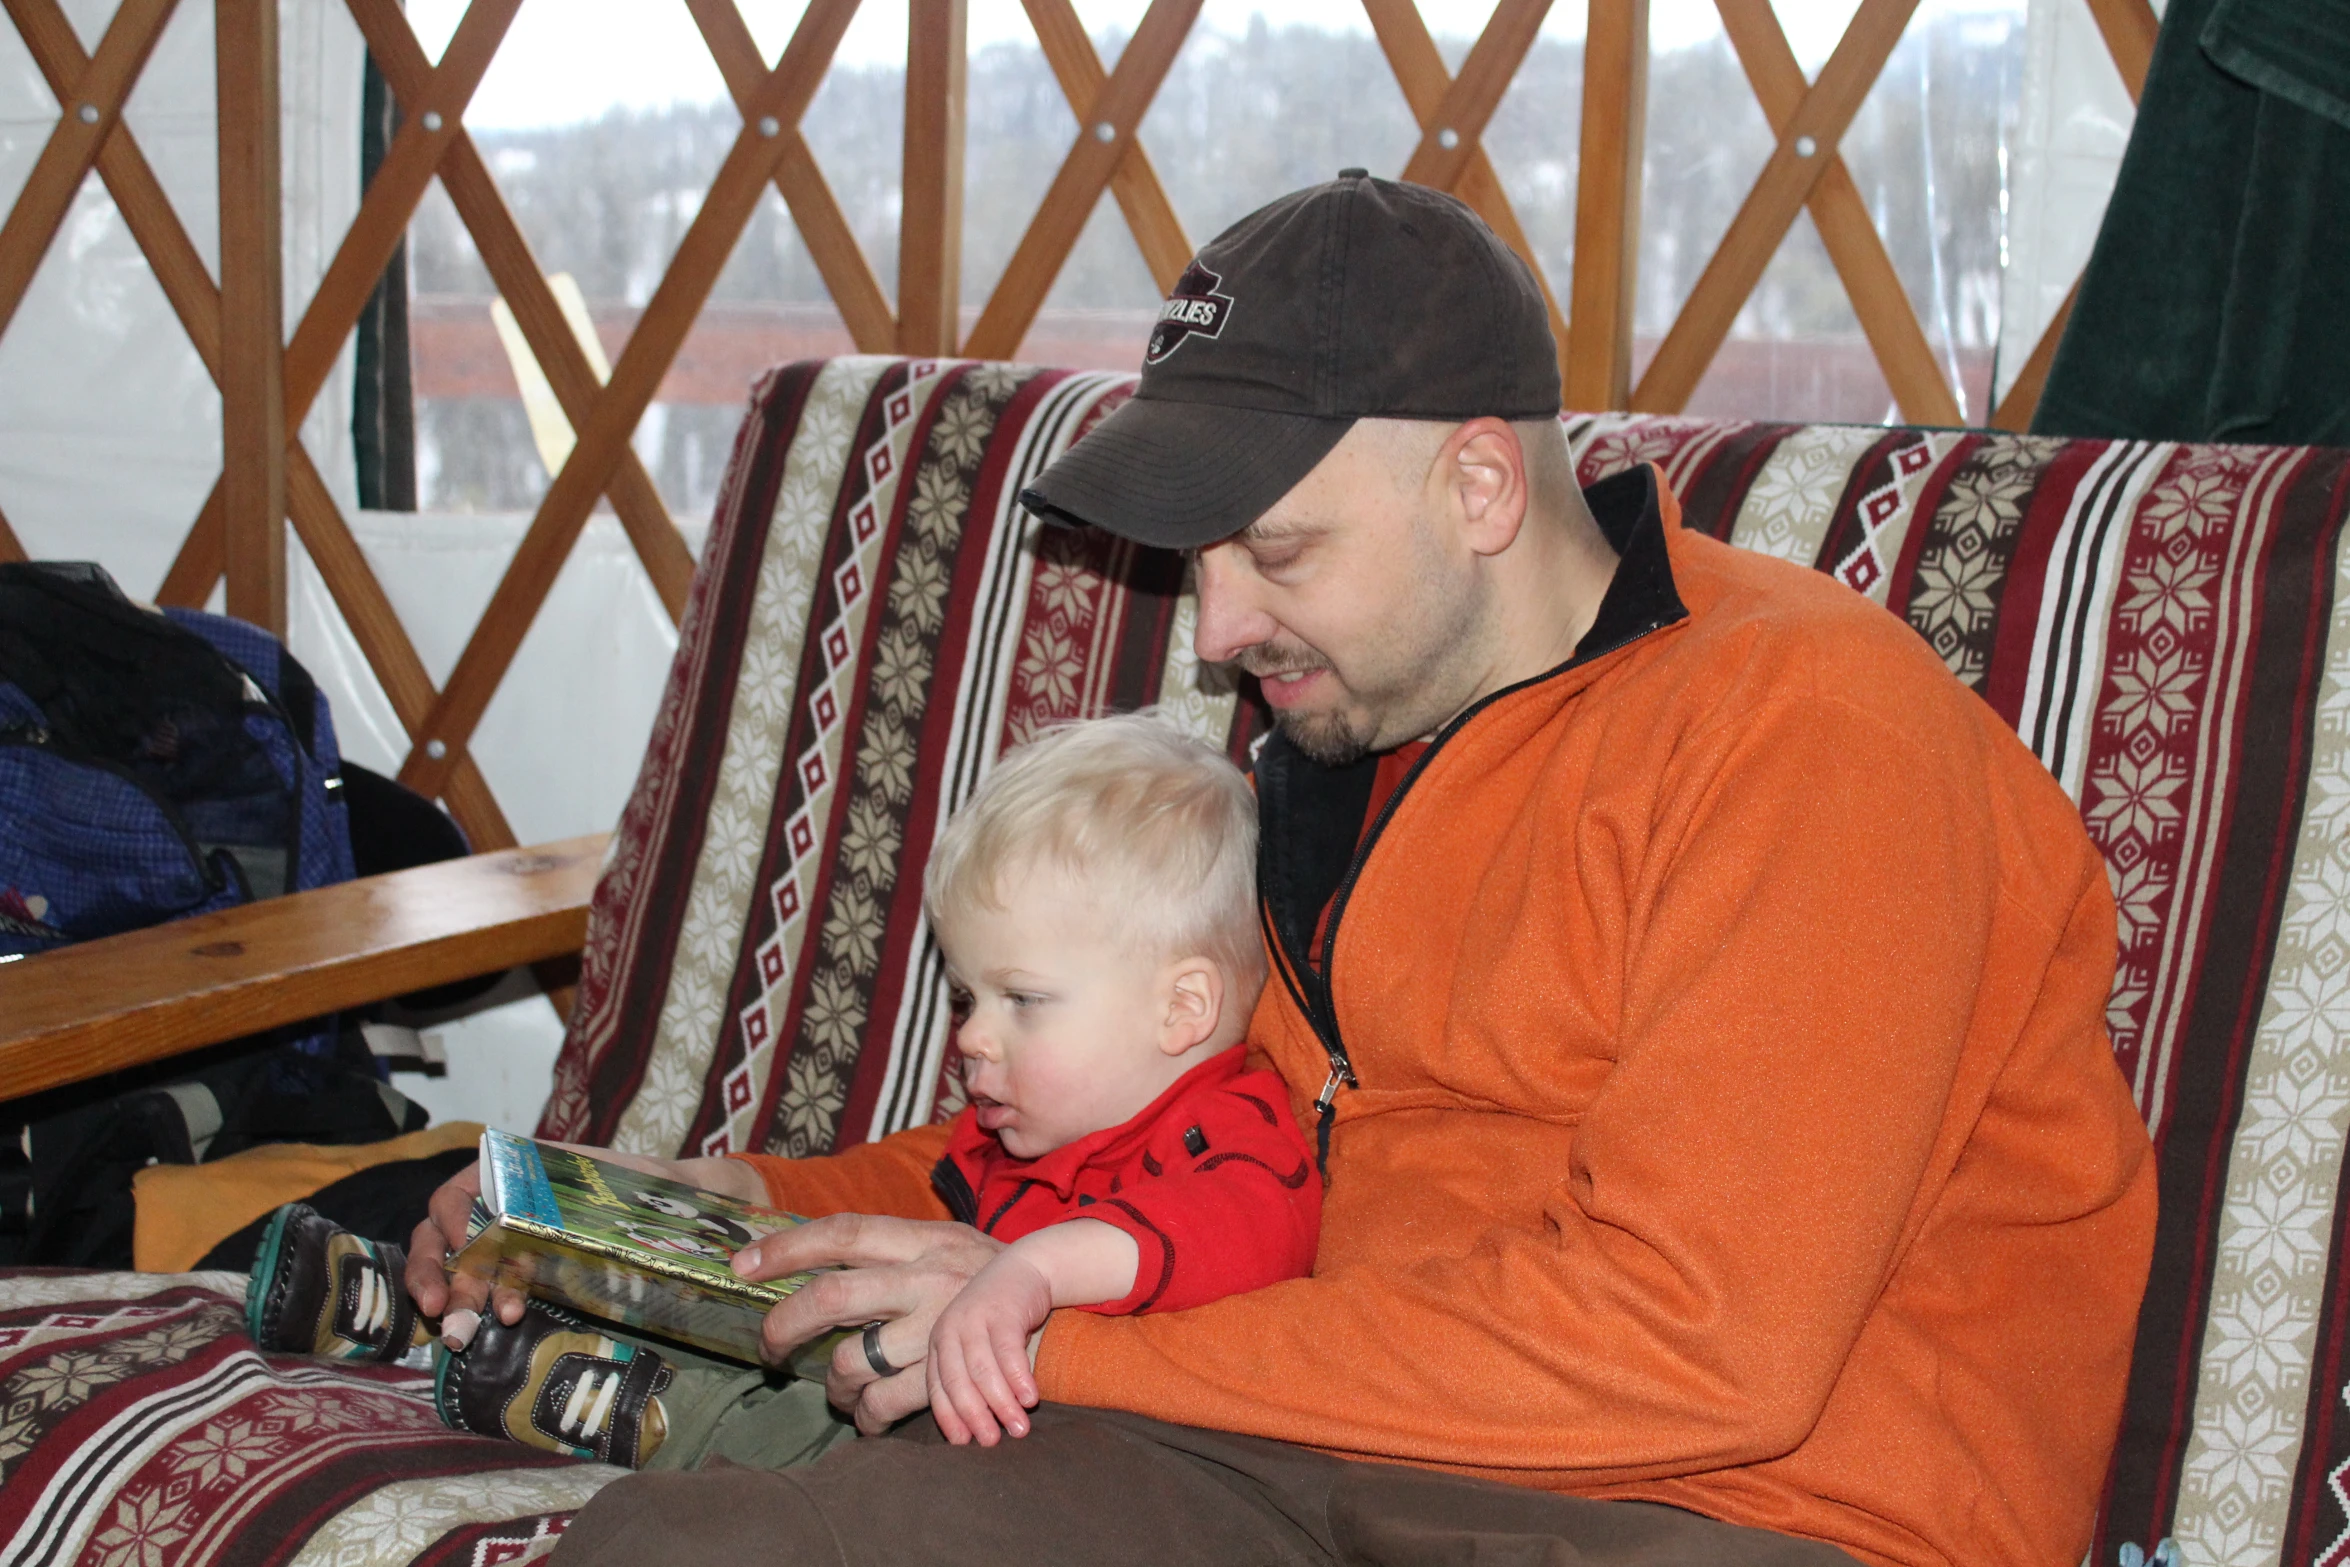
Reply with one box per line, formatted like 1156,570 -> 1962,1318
861,1320 -> 898,1377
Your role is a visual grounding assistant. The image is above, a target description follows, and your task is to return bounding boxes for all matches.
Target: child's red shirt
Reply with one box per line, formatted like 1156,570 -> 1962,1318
929,1045 -> 1319,1315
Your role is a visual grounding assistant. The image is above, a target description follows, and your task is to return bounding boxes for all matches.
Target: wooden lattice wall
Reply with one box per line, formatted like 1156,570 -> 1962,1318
0,0 -> 2158,852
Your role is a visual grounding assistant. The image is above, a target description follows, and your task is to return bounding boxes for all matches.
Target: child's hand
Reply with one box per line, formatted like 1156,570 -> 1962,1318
926,1249 -> 1052,1445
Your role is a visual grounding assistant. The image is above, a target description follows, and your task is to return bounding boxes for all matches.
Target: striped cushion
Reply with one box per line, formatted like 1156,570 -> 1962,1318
544,369 -> 2350,1566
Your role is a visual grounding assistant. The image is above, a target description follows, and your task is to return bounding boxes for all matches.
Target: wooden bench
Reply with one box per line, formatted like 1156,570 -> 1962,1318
0,834 -> 606,1100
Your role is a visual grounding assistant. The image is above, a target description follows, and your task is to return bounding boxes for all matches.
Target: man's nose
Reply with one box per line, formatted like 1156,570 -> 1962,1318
1193,544 -> 1276,665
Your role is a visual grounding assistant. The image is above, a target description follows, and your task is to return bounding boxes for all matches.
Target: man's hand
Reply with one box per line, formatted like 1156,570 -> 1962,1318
403,1147 -> 770,1342
730,1213 -> 1004,1435
926,1250 -> 1050,1444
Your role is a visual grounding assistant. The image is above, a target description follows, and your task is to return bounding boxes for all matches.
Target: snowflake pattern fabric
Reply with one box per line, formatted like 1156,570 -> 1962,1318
0,1274 -> 615,1567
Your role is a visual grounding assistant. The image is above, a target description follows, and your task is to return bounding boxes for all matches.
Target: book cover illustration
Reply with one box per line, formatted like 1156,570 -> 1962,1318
450,1128 -> 817,1363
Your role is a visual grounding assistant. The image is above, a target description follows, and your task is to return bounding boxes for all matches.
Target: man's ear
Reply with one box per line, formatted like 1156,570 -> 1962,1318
1442,417 -> 1530,559
1159,958 -> 1225,1057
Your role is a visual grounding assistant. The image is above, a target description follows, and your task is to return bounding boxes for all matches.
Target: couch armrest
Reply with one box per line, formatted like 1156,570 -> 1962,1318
0,834 -> 608,1100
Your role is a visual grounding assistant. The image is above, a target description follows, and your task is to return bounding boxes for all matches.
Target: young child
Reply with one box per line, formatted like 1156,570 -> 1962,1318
243,710 -> 1317,1467
910,708 -> 1316,1444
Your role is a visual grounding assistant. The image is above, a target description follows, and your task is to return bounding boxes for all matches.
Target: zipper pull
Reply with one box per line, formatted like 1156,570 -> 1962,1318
1313,1054 -> 1356,1114
1312,1052 -> 1356,1184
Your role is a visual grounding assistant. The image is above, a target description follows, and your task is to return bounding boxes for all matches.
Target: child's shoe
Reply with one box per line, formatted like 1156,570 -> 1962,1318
245,1202 -> 433,1362
436,1302 -> 673,1469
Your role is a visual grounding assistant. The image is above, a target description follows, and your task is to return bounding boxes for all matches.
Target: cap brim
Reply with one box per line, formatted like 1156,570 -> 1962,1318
1017,396 -> 1354,550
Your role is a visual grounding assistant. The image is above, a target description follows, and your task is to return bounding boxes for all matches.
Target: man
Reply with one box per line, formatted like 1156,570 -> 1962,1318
411,173 -> 2155,1567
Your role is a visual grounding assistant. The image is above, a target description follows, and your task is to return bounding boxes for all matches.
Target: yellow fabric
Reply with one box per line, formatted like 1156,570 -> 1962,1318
132,1121 -> 485,1272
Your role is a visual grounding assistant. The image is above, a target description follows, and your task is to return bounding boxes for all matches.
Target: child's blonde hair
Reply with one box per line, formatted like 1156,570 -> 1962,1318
923,709 -> 1265,997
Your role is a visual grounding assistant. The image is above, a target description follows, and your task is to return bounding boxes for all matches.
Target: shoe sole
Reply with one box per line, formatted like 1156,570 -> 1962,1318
432,1331 -> 460,1428
243,1202 -> 307,1346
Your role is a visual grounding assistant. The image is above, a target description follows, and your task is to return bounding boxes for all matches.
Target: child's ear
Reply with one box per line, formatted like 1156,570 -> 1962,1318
1160,959 -> 1224,1056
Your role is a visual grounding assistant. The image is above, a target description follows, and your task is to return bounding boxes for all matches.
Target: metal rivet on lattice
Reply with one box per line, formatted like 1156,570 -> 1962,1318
1093,121 -> 1116,143
77,103 -> 99,125
1793,135 -> 1817,157
424,738 -> 447,760
422,110 -> 444,133
758,115 -> 780,138
1437,127 -> 1459,150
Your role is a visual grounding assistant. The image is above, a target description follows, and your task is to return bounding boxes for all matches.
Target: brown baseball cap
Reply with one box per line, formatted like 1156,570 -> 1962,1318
1017,170 -> 1560,550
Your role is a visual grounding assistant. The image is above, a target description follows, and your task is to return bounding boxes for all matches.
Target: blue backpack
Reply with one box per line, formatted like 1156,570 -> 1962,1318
0,563 -> 458,1269
0,561 -> 355,966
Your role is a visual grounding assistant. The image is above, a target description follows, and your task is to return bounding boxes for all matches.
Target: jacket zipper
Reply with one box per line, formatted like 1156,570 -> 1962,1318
929,1157 -> 979,1227
1292,607 -> 1678,1170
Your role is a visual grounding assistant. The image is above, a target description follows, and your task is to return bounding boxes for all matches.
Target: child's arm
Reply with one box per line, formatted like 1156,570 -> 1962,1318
926,1219 -> 1139,1445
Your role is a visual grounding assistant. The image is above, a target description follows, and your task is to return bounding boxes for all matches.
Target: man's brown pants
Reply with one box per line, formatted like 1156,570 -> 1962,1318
553,1403 -> 1864,1567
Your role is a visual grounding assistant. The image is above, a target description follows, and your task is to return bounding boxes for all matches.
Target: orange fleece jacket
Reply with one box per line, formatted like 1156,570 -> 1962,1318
741,474 -> 2156,1567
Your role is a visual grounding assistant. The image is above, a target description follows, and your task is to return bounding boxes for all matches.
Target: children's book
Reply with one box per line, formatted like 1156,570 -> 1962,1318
449,1128 -> 818,1363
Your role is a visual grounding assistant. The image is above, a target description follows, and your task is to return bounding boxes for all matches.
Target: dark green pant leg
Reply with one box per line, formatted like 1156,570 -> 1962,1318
639,1343 -> 857,1473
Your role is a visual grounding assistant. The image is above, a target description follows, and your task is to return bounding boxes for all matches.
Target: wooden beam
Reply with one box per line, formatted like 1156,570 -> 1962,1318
440,759 -> 521,857
899,0 -> 967,353
83,129 -> 220,374
0,0 -> 177,343
10,0 -> 221,362
1713,0 -> 1958,425
1396,0 -> 1554,191
0,835 -> 604,1099
445,145 -> 697,622
1631,0 -> 1920,413
687,0 -> 898,351
14,0 -> 242,603
346,0 -> 695,624
401,0 -> 859,799
156,486 -> 225,606
281,446 -> 519,850
773,144 -> 900,351
1988,276 -> 2077,432
1564,0 -> 1647,410
962,0 -> 1202,359
1023,0 -> 1191,293
2084,0 -> 2157,104
1362,0 -> 1572,399
217,0 -> 287,632
282,0 -> 520,424
0,499 -> 26,563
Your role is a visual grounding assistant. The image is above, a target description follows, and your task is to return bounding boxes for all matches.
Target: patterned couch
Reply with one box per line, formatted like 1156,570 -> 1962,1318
7,356 -> 2349,1567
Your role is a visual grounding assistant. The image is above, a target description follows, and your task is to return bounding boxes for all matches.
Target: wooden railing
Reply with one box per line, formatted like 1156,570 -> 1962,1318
0,0 -> 2158,848
0,836 -> 607,1099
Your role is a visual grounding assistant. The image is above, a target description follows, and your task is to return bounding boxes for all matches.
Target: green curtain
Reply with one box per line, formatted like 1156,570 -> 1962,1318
2033,0 -> 2350,445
